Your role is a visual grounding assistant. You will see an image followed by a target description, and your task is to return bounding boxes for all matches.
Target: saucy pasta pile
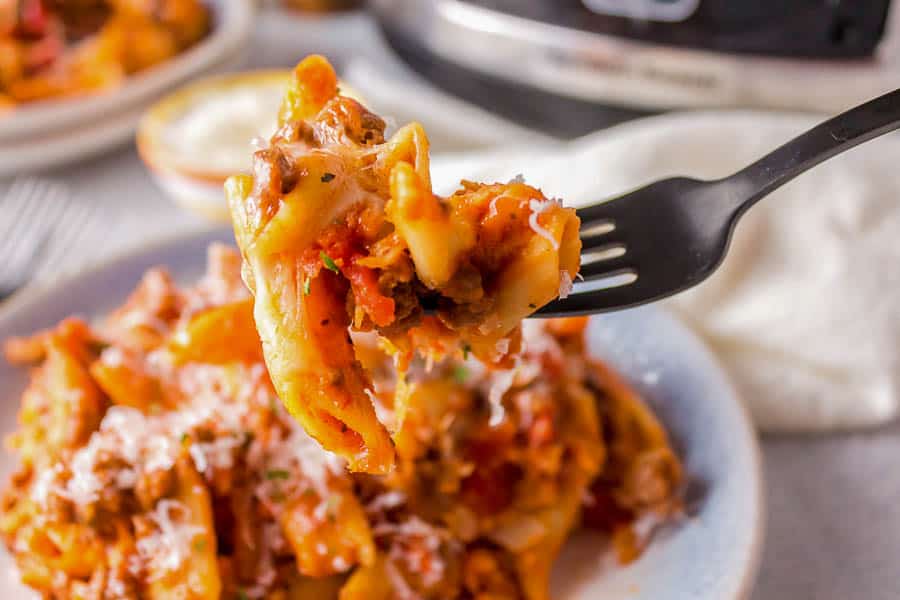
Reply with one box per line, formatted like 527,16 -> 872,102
1,245 -> 681,599
0,0 -> 209,108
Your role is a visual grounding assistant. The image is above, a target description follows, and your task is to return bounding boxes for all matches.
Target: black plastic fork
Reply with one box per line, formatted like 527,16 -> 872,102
538,87 -> 900,317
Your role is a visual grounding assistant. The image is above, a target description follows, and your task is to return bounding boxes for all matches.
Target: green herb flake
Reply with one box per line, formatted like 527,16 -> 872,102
303,277 -> 311,295
528,303 -> 537,309
321,172 -> 336,183
193,538 -> 207,553
266,469 -> 290,481
269,397 -> 280,413
180,433 -> 190,444
453,365 -> 469,384
461,343 -> 472,360
325,494 -> 341,522
320,251 -> 340,274
236,590 -> 250,600
301,488 -> 317,499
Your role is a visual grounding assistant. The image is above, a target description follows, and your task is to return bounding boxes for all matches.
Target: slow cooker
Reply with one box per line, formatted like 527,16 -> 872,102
372,0 -> 900,136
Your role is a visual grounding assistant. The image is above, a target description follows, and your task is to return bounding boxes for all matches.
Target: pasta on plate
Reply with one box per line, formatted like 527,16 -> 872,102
227,55 -> 582,474
1,245 -> 682,599
0,0 -> 209,109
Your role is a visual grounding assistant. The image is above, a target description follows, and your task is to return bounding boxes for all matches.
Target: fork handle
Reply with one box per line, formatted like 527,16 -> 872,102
724,87 -> 900,216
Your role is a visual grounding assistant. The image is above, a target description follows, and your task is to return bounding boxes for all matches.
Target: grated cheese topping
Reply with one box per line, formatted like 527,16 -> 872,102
38,361 -> 269,508
559,269 -> 574,299
136,499 -> 204,576
375,517 -> 451,590
366,491 -> 407,514
528,198 -> 561,251
486,367 -> 516,427
250,419 -> 346,517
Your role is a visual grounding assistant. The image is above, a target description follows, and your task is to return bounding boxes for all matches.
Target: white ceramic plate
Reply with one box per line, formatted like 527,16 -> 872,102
0,53 -> 243,177
0,0 -> 255,144
0,228 -> 763,599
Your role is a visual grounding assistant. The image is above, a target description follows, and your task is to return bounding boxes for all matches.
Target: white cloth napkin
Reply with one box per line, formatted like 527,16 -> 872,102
346,52 -> 900,433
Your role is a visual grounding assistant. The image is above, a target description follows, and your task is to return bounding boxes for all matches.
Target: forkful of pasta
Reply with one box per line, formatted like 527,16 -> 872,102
228,55 -> 580,474
539,84 -> 900,316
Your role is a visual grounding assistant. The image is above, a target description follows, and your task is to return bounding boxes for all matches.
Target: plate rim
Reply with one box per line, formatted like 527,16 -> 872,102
604,305 -> 765,600
0,225 -> 765,599
0,51 -> 243,177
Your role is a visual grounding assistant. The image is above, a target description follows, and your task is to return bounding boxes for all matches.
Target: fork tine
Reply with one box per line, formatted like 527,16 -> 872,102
538,284 -> 643,317
34,199 -> 97,282
579,217 -> 615,237
580,254 -> 634,280
0,180 -> 53,270
580,241 -> 625,259
576,196 -> 630,225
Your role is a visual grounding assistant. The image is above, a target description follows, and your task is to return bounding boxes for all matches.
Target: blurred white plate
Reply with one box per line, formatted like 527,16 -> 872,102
0,228 -> 763,599
0,54 -> 242,177
0,0 -> 254,145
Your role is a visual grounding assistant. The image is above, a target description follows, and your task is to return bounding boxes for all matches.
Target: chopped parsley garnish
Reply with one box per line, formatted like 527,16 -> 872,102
266,469 -> 290,481
270,397 -> 280,413
320,251 -> 340,273
193,538 -> 207,553
180,433 -> 190,444
321,172 -> 336,183
301,488 -> 317,499
325,494 -> 341,522
461,343 -> 472,360
453,365 -> 469,384
237,590 -> 250,600
303,277 -> 311,295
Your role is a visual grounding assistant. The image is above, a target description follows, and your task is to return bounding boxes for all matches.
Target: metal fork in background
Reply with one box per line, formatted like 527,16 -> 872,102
0,179 -> 99,301
538,87 -> 900,317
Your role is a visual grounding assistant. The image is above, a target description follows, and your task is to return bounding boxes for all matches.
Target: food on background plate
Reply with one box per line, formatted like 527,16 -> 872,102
228,55 -> 581,474
0,245 -> 682,599
0,0 -> 209,108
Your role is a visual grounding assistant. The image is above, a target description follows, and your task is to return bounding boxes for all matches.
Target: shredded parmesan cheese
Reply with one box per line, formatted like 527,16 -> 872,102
30,463 -> 66,507
486,368 -> 516,427
375,517 -> 450,590
136,499 -> 204,576
366,491 -> 407,513
250,418 -> 346,516
559,269 -> 574,299
529,199 -> 561,250
46,362 -> 270,509
384,559 -> 422,600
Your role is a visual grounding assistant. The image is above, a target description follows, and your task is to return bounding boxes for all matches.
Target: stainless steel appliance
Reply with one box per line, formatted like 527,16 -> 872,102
372,0 -> 900,136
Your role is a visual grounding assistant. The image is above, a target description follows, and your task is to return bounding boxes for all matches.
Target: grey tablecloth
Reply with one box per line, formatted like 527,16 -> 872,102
11,10 -> 900,600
